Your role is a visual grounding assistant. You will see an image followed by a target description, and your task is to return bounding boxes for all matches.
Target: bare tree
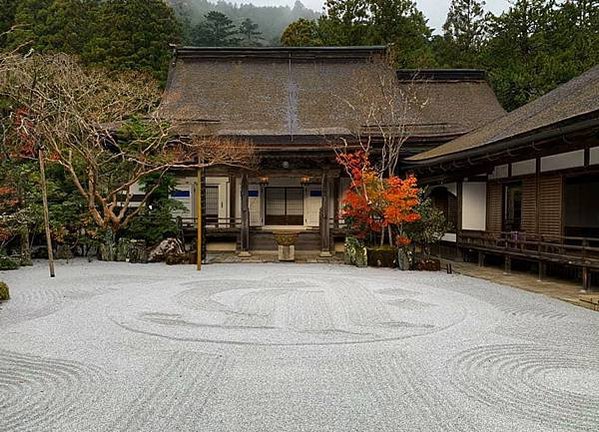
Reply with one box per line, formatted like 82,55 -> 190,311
0,53 -> 256,235
334,54 -> 428,178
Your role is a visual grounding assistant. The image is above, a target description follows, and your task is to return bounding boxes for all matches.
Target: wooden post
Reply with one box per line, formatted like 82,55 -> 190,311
239,173 -> 250,256
456,181 -> 464,261
38,148 -> 55,278
196,168 -> 202,271
320,170 -> 332,257
333,176 -> 340,229
582,267 -> 590,292
504,255 -> 511,274
477,251 -> 485,267
229,174 -> 236,228
538,261 -> 546,281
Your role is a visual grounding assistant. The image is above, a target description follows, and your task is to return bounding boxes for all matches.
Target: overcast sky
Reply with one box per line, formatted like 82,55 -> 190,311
234,0 -> 512,34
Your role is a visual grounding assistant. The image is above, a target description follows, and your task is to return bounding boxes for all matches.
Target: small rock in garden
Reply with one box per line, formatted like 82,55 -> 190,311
148,238 -> 184,263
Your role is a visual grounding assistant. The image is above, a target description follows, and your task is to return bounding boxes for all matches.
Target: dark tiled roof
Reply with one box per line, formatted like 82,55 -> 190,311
408,65 -> 599,163
157,46 -> 505,140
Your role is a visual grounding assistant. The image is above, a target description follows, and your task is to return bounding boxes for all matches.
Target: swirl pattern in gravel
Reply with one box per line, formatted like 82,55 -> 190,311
450,344 -> 599,431
0,350 -> 103,432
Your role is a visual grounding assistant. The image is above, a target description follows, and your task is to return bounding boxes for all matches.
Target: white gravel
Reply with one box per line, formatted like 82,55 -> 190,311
1,260 -> 598,431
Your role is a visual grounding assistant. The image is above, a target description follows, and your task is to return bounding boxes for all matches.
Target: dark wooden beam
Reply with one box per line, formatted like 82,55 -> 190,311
240,173 -> 250,256
320,169 -> 332,256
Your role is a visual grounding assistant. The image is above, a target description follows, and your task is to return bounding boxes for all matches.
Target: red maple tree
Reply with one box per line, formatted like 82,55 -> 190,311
337,151 -> 421,246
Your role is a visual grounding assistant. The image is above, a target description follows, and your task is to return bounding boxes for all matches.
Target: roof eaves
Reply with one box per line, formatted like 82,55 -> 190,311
405,112 -> 599,166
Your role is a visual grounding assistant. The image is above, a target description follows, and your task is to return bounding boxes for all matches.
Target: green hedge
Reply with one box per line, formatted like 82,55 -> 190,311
0,256 -> 19,271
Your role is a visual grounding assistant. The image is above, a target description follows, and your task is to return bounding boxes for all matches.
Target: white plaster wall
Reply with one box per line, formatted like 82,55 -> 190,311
442,233 -> 457,243
541,150 -> 584,172
590,146 -> 599,165
462,182 -> 487,231
511,159 -> 536,176
489,164 -> 509,179
248,184 -> 262,226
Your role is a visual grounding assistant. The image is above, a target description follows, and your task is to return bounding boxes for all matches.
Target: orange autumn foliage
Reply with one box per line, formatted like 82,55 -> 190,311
337,151 -> 421,245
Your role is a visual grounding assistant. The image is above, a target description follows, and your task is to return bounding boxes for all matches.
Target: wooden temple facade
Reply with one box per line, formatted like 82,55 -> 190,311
155,46 -> 505,256
407,65 -> 599,290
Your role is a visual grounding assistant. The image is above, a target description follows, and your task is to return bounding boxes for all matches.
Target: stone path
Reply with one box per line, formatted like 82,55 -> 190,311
1,261 -> 598,431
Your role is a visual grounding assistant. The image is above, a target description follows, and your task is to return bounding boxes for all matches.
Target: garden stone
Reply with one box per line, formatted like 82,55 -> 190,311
116,238 -> 131,262
344,237 -> 367,267
55,245 -> 74,260
166,252 -> 190,265
397,248 -> 411,271
129,240 -> 148,264
149,238 -> 184,263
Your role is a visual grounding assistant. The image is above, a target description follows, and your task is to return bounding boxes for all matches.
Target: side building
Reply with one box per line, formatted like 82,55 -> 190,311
155,46 -> 505,256
406,65 -> 599,291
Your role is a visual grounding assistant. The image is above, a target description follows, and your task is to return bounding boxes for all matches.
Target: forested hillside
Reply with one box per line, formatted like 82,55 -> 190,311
0,0 -> 596,111
169,0 -> 319,45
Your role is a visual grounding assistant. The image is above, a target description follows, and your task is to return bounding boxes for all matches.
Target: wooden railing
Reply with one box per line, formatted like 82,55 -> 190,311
178,217 -> 242,230
178,216 -> 346,231
459,230 -> 599,268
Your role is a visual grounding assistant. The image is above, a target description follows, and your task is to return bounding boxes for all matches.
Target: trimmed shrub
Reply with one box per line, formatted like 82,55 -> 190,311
0,282 -> 9,301
0,256 -> 19,271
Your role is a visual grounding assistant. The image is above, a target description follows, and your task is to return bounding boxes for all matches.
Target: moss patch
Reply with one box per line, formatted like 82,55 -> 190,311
0,282 -> 9,301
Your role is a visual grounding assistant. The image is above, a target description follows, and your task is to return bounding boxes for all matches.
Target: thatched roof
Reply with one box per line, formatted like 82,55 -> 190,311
397,70 -> 506,139
157,47 -> 505,143
408,65 -> 599,163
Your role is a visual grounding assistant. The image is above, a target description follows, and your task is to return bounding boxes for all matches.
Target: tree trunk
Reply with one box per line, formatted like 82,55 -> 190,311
19,227 -> 32,266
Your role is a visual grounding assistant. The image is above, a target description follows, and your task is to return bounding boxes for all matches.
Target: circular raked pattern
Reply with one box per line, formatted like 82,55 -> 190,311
450,344 -> 599,431
110,275 -> 465,346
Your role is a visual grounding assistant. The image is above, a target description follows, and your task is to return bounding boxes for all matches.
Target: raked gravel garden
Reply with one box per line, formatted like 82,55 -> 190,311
1,260 -> 599,431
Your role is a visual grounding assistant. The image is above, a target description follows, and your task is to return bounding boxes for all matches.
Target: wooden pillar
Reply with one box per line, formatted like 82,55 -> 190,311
504,255 -> 512,274
239,173 -> 251,256
477,251 -> 485,267
582,267 -> 591,292
229,174 -> 236,228
196,168 -> 203,271
320,170 -> 332,257
333,176 -> 340,229
456,181 -> 464,261
538,261 -> 546,281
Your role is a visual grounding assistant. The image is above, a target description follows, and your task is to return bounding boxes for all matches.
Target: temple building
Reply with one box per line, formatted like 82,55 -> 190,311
407,65 -> 599,290
155,46 -> 505,256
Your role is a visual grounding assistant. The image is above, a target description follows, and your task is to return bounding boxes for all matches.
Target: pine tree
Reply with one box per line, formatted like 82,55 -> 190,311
239,18 -> 262,46
192,11 -> 241,47
438,0 -> 486,67
482,0 -> 556,109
